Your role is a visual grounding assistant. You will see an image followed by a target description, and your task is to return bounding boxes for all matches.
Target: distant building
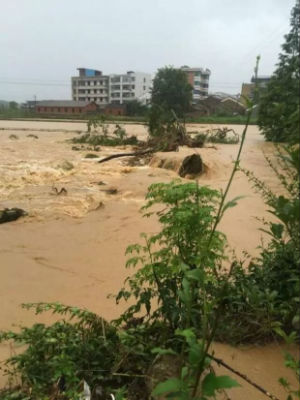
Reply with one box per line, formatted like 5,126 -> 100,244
109,71 -> 152,105
211,92 -> 240,100
180,66 -> 211,103
241,75 -> 271,105
104,103 -> 126,116
71,68 -> 152,106
251,75 -> 271,88
72,68 -> 110,106
189,94 -> 245,116
22,100 -> 37,111
35,100 -> 98,115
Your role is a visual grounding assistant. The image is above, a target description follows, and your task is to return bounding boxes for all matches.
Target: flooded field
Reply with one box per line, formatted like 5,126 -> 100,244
0,119 -> 298,398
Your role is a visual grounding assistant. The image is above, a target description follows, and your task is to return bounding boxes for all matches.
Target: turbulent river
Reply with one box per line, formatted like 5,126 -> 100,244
0,119 -> 298,398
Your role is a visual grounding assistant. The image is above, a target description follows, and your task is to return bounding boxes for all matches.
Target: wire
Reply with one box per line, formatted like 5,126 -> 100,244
0,80 -> 69,87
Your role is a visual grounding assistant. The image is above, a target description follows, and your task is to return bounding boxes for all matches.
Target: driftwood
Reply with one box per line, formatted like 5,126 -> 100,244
51,187 -> 67,195
209,354 -> 280,400
98,149 -> 154,164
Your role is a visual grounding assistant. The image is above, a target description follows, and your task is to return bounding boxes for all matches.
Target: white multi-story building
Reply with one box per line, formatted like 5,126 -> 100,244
71,68 -> 152,106
180,66 -> 211,103
110,71 -> 152,105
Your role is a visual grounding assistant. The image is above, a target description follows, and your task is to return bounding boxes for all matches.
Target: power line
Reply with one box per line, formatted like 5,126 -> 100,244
0,80 -> 69,87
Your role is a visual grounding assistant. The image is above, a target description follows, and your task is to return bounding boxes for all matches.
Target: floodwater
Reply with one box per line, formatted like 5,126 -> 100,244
0,120 -> 298,398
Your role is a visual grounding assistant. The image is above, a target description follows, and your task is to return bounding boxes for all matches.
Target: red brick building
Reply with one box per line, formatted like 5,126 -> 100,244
103,103 -> 126,116
35,100 -> 98,115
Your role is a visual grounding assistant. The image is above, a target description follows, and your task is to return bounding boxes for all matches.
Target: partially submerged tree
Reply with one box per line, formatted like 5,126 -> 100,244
258,0 -> 300,143
151,66 -> 193,117
149,67 -> 193,137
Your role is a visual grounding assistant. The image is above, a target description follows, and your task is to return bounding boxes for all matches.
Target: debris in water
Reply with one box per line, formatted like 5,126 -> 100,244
85,153 -> 99,159
0,208 -> 27,224
27,134 -> 39,139
179,154 -> 203,178
100,187 -> 118,195
59,160 -> 74,171
51,186 -> 68,196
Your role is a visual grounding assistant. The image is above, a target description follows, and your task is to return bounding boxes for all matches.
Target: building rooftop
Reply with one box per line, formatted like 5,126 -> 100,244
251,75 -> 271,82
181,66 -> 211,74
37,100 -> 93,107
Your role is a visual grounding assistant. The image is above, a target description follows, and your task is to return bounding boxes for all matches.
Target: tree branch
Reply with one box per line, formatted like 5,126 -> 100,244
98,149 -> 154,164
208,354 -> 281,400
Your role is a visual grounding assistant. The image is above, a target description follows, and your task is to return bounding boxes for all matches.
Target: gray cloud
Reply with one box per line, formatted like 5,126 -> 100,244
0,0 -> 295,101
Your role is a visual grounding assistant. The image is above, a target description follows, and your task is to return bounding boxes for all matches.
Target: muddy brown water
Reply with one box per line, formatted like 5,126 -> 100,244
0,120 -> 298,398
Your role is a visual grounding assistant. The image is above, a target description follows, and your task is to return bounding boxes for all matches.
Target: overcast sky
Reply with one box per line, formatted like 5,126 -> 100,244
0,0 -> 295,102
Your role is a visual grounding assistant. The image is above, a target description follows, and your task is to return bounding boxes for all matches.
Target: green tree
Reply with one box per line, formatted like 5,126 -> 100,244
125,99 -> 147,116
151,66 -> 192,117
8,101 -> 18,110
258,1 -> 300,143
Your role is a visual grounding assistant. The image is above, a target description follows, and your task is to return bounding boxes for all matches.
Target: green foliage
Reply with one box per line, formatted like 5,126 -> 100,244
148,67 -> 192,140
71,117 -> 138,149
125,100 -> 148,117
217,145 -> 300,343
114,176 -> 246,397
9,101 -> 19,110
151,66 -> 192,117
195,128 -> 240,145
151,330 -> 240,399
0,303 -> 119,399
275,329 -> 300,400
258,1 -> 300,143
115,181 -> 226,330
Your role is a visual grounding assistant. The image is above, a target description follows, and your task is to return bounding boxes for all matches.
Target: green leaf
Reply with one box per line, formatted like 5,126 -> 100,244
152,378 -> 182,395
270,223 -> 284,239
202,373 -> 241,396
175,329 -> 196,342
185,269 -> 204,282
151,347 -> 177,356
222,196 -> 245,215
181,366 -> 188,379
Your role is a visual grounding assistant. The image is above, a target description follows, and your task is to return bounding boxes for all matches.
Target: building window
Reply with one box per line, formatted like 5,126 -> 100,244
65,108 -> 68,112
72,108 -> 75,113
143,77 -> 146,83
143,86 -> 146,90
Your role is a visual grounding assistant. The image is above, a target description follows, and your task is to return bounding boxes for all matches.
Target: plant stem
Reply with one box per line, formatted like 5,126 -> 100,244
192,108 -> 253,397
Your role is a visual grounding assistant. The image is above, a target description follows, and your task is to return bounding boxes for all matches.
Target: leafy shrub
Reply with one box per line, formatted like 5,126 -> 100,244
258,2 -> 299,143
216,145 -> 300,343
72,116 -> 138,149
114,181 -> 226,330
0,303 -> 119,399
